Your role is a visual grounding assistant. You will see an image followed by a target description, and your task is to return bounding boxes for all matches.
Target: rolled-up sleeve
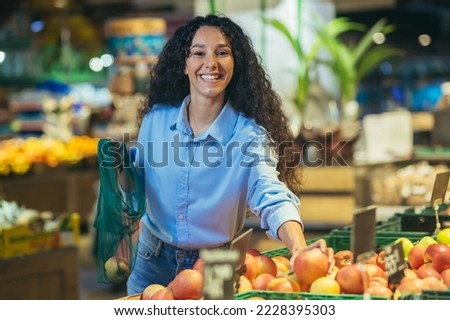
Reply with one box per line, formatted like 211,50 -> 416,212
246,133 -> 302,240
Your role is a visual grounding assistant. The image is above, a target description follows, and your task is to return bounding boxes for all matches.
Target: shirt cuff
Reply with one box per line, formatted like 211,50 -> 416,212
265,201 -> 303,241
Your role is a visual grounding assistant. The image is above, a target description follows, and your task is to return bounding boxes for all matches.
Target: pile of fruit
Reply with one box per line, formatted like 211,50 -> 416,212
0,136 -> 99,175
110,227 -> 450,300
234,229 -> 450,300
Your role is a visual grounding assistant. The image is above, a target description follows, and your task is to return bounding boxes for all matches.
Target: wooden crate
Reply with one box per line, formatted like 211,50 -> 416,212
0,247 -> 79,299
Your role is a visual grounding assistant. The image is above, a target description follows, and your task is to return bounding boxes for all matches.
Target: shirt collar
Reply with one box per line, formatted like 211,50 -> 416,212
171,95 -> 239,145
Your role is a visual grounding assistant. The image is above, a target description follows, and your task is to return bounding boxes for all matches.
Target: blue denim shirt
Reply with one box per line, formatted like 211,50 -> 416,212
134,95 -> 302,249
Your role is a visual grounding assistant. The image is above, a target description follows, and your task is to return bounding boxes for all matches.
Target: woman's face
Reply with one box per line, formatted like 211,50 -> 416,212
184,26 -> 234,101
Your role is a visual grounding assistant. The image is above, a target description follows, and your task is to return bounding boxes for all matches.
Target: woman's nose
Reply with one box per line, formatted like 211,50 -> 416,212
205,54 -> 217,68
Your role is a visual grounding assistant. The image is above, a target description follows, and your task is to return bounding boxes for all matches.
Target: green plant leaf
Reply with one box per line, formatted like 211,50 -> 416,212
356,47 -> 404,80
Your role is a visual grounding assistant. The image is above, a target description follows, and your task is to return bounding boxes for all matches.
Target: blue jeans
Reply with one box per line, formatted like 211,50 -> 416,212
126,225 -> 199,295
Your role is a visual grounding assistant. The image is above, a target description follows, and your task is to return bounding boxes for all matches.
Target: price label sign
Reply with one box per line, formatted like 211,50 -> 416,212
200,228 -> 252,300
200,249 -> 239,300
430,171 -> 450,207
384,242 -> 405,284
352,206 -> 376,263
229,228 -> 253,271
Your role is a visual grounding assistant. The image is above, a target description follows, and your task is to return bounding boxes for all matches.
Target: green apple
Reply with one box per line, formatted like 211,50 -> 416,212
104,256 -> 131,283
436,228 -> 450,245
394,237 -> 414,259
417,236 -> 437,246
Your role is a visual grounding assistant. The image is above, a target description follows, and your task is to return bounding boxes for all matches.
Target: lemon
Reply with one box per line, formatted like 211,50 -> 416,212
436,228 -> 450,245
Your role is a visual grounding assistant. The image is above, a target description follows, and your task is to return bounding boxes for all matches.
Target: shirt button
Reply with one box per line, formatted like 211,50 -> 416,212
180,176 -> 186,182
178,214 -> 184,220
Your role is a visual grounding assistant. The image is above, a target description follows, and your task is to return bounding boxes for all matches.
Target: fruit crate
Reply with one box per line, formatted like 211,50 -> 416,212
389,203 -> 450,233
260,230 -> 428,259
397,290 -> 450,300
234,290 -> 387,300
328,229 -> 429,252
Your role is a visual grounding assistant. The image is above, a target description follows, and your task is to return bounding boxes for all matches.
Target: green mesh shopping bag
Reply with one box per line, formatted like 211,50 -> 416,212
94,138 -> 145,284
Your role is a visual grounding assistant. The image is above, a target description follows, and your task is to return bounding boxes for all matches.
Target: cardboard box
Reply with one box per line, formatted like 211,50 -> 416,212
0,213 -> 80,259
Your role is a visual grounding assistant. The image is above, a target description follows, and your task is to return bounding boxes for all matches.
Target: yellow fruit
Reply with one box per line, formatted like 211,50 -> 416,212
394,237 -> 415,259
436,228 -> 450,245
417,236 -> 437,246
309,276 -> 341,294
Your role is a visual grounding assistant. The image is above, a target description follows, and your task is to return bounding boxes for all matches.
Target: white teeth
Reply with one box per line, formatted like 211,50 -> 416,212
201,74 -> 220,80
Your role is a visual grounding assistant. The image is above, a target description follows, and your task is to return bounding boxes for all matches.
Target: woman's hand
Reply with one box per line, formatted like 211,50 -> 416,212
290,238 -> 335,275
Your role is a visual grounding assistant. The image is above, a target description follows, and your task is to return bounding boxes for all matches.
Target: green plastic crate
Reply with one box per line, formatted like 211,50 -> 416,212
234,290 -> 387,300
260,230 -> 428,259
397,204 -> 450,233
398,289 -> 450,300
261,235 -> 329,258
327,229 -> 429,252
332,203 -> 449,235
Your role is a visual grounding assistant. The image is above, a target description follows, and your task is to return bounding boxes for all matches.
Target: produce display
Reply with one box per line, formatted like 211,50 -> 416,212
0,135 -> 99,176
236,231 -> 450,300
121,227 -> 450,300
0,199 -> 80,258
370,162 -> 450,206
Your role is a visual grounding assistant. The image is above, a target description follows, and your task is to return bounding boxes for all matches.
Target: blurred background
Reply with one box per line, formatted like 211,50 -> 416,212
1,0 -> 450,299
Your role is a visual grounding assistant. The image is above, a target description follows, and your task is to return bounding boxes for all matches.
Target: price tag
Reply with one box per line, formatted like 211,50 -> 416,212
229,228 -> 253,272
200,249 -> 239,300
384,242 -> 405,284
430,171 -> 450,207
352,206 -> 376,263
200,229 -> 252,300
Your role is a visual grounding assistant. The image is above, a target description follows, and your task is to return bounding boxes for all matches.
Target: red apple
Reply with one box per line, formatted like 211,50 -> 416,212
365,263 -> 388,281
247,248 -> 262,257
415,263 -> 442,280
150,288 -> 175,300
368,276 -> 388,287
236,275 -> 252,293
272,256 -> 290,277
365,253 -> 378,265
171,269 -> 204,300
364,285 -> 393,299
422,276 -> 448,291
408,244 -> 427,270
335,264 -> 364,294
256,255 -> 278,277
403,268 -> 418,280
423,243 -> 450,273
266,277 -> 294,292
252,273 -> 275,290
333,250 -> 353,269
193,257 -> 205,275
142,284 -> 166,300
376,250 -> 386,271
293,248 -> 330,285
440,269 -> 450,286
243,253 -> 260,282
393,278 -> 425,300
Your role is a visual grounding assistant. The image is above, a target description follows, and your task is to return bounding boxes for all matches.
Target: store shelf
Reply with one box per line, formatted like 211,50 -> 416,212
0,246 -> 79,299
299,166 -> 356,228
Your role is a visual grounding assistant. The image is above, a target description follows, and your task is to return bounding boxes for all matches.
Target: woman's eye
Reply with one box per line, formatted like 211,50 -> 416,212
217,50 -> 230,57
191,51 -> 205,57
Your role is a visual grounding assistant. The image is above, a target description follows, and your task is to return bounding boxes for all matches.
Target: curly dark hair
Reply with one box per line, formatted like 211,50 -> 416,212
137,14 -> 302,195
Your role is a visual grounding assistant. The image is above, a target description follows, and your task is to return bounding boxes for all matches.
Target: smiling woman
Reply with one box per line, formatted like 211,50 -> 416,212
104,13 -> 336,296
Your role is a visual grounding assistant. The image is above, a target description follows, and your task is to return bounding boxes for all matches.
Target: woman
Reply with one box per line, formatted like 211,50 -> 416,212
127,14 -> 323,295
